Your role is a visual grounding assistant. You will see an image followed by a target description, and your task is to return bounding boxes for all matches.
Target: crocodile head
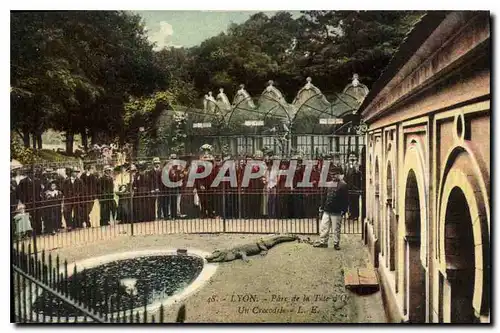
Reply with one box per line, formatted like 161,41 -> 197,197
206,250 -> 224,262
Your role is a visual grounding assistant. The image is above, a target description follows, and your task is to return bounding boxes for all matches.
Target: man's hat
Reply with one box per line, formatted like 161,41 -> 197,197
201,154 -> 214,161
324,151 -> 335,159
83,162 -> 94,169
254,150 -> 264,159
330,165 -> 344,175
104,165 -> 112,171
69,167 -> 80,174
152,157 -> 161,164
16,203 -> 26,212
169,154 -> 178,160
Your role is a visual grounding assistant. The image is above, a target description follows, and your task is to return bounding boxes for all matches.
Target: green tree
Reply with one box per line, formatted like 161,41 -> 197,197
153,47 -> 198,106
11,11 -> 102,150
11,10 -> 424,157
189,12 -> 302,99
293,11 -> 424,93
11,11 -> 163,153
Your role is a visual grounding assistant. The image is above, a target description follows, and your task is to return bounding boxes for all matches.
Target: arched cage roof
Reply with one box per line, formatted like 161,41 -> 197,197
156,75 -> 369,136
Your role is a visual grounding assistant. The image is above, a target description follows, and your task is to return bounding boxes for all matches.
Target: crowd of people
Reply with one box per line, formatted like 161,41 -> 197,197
10,151 -> 363,239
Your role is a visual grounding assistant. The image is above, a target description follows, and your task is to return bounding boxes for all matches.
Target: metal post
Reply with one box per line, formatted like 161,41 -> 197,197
316,211 -> 320,235
129,154 -> 134,237
238,175 -> 242,220
359,192 -> 363,235
288,124 -> 292,157
31,162 -> 38,256
222,184 -> 226,232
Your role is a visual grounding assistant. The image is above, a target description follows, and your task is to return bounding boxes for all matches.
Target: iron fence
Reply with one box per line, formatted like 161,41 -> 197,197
11,155 -> 364,323
11,156 -> 364,249
13,192 -> 364,250
154,134 -> 366,161
12,242 -> 185,323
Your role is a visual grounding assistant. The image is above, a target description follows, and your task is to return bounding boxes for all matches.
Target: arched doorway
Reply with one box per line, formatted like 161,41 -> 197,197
403,169 -> 426,322
387,162 -> 396,272
442,187 -> 476,323
374,159 -> 380,241
360,146 -> 366,221
364,153 -> 372,245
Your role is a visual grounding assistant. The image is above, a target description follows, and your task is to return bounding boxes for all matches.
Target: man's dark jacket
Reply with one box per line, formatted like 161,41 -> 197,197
98,175 -> 115,200
321,180 -> 349,214
80,172 -> 98,201
17,177 -> 44,204
62,177 -> 84,203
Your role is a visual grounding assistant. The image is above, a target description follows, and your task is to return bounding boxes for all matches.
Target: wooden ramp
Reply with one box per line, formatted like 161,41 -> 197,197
344,268 -> 379,293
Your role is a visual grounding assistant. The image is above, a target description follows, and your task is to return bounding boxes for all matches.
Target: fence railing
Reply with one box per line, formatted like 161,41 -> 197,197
12,242 -> 185,323
156,134 -> 365,160
12,187 -> 363,252
11,157 -> 364,323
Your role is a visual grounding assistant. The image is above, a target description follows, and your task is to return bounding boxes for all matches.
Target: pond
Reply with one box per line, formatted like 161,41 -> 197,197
32,253 -> 205,317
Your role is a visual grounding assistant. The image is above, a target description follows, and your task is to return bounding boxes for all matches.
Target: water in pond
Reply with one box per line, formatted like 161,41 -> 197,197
32,255 -> 204,317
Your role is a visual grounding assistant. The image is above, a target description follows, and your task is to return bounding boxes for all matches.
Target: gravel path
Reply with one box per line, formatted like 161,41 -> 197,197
48,233 -> 387,323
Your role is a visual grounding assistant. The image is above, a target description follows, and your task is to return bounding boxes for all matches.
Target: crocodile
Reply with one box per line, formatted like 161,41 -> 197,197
205,234 -> 299,263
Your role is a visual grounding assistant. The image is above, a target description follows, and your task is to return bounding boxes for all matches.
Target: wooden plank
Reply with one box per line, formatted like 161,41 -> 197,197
344,268 -> 379,293
358,268 -> 379,287
344,269 -> 360,288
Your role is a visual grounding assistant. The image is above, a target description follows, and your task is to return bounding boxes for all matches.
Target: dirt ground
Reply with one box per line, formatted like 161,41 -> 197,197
49,233 -> 387,323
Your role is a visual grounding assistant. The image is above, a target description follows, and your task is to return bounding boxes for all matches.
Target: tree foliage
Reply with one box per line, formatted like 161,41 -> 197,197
11,11 -> 163,153
11,10 -> 424,156
293,11 -> 423,92
185,10 -> 423,102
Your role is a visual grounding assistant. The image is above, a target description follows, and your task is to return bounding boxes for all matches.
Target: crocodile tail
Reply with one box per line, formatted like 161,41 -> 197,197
269,234 -> 299,246
278,234 -> 299,241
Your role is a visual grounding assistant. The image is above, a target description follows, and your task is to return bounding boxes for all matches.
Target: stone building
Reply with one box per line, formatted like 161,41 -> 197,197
358,11 -> 490,323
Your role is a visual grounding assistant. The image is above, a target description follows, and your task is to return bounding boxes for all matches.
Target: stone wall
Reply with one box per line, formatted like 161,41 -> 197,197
361,12 -> 490,323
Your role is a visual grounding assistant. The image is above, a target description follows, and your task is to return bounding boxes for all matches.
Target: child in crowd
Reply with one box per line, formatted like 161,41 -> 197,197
13,203 -> 32,240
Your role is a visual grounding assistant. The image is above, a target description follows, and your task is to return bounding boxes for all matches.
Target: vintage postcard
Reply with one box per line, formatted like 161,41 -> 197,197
10,9 -> 491,324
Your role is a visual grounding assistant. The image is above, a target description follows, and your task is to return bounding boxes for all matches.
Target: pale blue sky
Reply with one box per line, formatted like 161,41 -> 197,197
134,10 -> 302,49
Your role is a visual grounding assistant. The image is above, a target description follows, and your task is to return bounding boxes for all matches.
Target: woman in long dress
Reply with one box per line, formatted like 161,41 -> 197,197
43,181 -> 63,234
10,175 -> 18,224
179,162 -> 198,218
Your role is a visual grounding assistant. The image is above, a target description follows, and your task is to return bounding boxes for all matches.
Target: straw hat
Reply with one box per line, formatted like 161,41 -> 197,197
201,154 -> 214,161
329,165 -> 344,175
10,159 -> 22,170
